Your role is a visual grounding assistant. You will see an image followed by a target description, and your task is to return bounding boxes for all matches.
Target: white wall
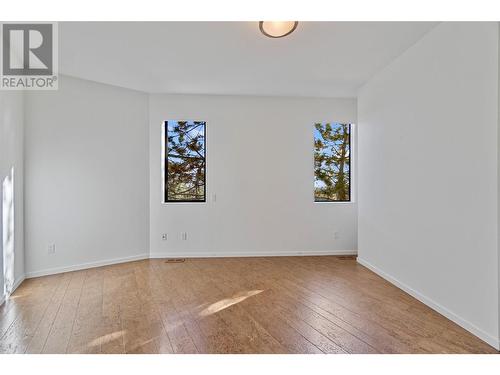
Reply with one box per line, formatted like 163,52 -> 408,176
358,22 -> 499,348
24,75 -> 150,277
0,91 -> 25,301
149,94 -> 357,257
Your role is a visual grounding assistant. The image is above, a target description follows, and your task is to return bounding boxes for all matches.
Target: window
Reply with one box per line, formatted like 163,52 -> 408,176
314,123 -> 351,202
164,120 -> 206,202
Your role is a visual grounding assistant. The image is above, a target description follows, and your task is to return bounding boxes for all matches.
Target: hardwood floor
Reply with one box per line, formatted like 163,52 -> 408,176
0,256 -> 497,354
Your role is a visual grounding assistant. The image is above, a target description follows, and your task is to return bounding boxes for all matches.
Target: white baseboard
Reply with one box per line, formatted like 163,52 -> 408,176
357,257 -> 500,351
24,250 -> 356,278
25,253 -> 150,278
12,275 -> 25,292
149,249 -> 357,259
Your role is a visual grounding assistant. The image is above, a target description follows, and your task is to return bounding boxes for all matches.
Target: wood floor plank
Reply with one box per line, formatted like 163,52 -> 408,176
186,260 -> 285,353
25,273 -> 73,353
1,256 -> 497,354
190,258 -> 329,354
150,262 -> 199,353
0,275 -> 62,353
42,270 -> 87,353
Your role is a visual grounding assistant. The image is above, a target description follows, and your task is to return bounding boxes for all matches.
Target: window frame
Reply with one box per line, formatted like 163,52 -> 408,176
313,122 -> 352,203
163,120 -> 207,204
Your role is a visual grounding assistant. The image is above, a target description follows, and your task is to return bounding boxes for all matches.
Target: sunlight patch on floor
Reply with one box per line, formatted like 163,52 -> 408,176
7,292 -> 30,300
198,289 -> 264,317
87,330 -> 125,348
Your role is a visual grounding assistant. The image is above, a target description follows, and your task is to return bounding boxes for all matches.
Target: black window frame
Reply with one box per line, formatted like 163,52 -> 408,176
314,123 -> 351,203
164,120 -> 207,203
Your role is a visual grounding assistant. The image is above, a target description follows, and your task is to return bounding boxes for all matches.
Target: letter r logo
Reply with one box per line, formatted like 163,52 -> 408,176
2,24 -> 53,75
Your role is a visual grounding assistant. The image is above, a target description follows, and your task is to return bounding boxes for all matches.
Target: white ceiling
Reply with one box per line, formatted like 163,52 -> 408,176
59,22 -> 437,97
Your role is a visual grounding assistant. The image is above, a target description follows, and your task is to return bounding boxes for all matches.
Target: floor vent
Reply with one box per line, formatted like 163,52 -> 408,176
336,255 -> 356,260
165,258 -> 186,263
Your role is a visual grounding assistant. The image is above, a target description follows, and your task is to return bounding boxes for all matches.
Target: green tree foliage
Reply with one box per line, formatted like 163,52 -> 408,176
166,121 -> 206,201
314,123 -> 350,201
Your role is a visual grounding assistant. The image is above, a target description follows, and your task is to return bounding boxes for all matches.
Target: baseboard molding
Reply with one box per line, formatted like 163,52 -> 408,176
24,250 -> 357,278
12,275 -> 25,293
357,257 -> 500,351
25,253 -> 150,278
149,249 -> 358,259
0,275 -> 26,306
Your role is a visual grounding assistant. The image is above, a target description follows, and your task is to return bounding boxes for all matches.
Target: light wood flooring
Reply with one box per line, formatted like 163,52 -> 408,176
0,256 -> 497,354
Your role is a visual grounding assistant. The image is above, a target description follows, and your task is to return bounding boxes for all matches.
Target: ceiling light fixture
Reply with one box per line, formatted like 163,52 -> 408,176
259,21 -> 298,38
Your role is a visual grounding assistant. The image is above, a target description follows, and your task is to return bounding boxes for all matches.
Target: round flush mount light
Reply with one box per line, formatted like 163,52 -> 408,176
259,21 -> 298,38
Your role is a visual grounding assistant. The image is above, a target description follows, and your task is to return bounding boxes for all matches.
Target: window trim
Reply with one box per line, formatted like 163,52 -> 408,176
313,122 -> 352,203
163,120 -> 207,204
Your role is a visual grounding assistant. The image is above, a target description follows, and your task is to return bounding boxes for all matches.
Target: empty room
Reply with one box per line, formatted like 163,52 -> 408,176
1,1 -> 500,372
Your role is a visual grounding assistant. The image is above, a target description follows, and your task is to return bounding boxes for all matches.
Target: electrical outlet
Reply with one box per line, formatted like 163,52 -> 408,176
48,244 -> 56,254
162,233 -> 168,241
181,232 -> 188,241
333,231 -> 339,240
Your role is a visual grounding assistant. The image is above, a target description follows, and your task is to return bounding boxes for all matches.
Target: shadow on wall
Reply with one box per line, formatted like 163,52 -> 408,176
2,167 -> 15,296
